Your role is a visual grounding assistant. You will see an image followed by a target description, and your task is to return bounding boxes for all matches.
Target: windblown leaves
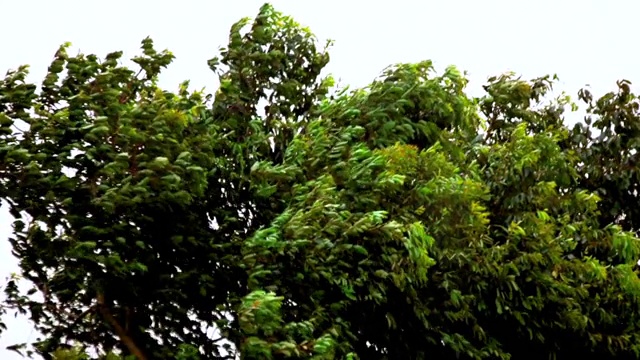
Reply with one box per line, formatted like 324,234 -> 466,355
2,3 -> 640,360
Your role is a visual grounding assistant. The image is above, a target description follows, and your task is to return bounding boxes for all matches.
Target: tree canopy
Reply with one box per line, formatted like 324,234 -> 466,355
2,3 -> 640,360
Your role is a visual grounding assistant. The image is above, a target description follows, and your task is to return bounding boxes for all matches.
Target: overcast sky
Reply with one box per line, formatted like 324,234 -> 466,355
1,0 -> 638,358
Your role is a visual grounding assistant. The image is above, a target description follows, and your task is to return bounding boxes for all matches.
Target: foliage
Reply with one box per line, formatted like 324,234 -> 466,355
2,3 -> 640,360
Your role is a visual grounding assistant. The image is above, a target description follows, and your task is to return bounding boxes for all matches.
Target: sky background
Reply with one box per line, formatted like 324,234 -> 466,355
0,0 -> 638,358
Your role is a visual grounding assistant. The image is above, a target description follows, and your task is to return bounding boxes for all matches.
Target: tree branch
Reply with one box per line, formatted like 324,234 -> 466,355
97,292 -> 147,360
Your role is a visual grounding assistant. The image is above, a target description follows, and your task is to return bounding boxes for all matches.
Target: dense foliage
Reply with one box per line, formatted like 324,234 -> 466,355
2,3 -> 640,359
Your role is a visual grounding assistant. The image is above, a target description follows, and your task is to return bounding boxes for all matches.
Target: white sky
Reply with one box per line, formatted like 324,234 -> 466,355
1,0 -> 638,358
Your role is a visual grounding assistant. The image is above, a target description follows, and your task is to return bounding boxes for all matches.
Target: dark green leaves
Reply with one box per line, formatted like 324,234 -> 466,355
2,3 -> 640,360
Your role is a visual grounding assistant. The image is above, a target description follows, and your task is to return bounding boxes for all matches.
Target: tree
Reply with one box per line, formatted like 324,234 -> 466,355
2,3 -> 640,359
245,66 -> 640,359
0,4 -> 331,359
